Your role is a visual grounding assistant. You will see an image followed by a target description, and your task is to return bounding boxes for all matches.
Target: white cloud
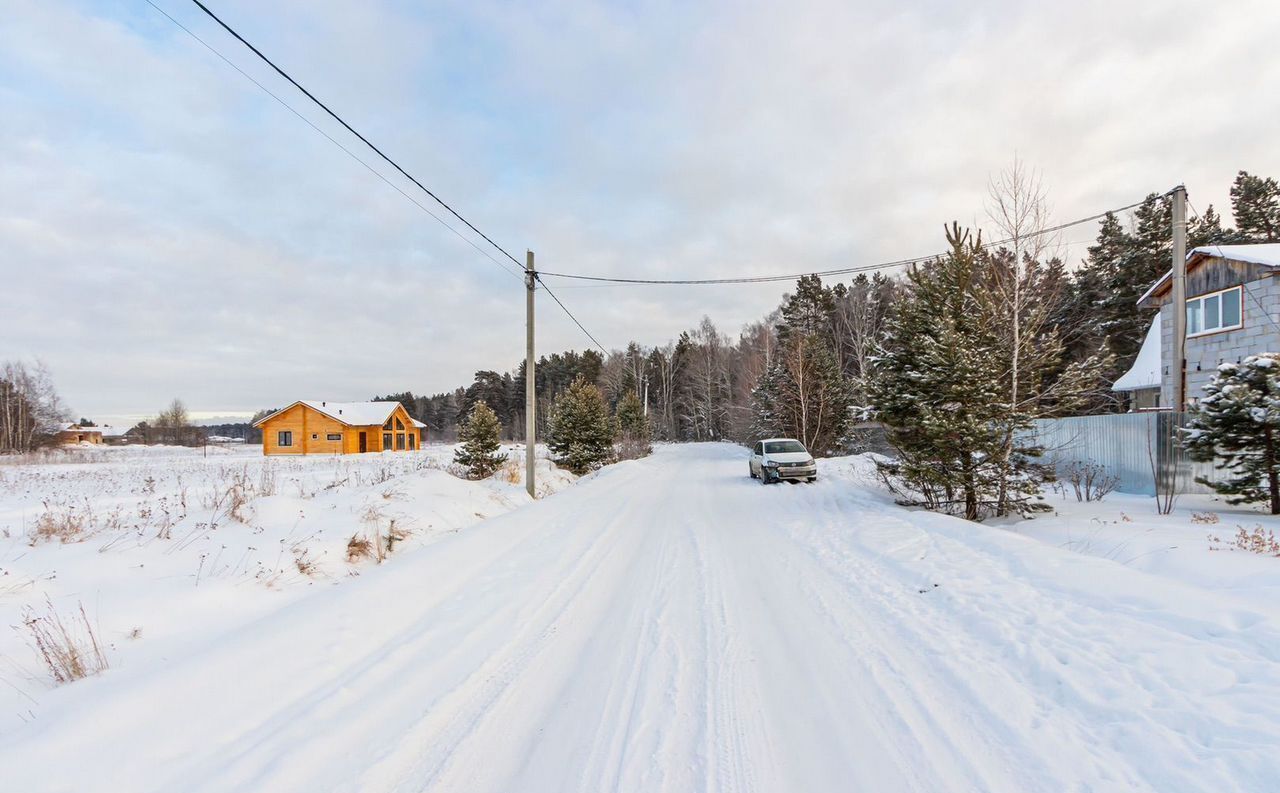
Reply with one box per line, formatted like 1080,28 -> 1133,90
1,0 -> 1278,419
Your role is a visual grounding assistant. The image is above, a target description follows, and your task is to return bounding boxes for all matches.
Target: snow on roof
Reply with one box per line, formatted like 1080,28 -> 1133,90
1112,315 -> 1162,391
301,401 -> 407,426
254,401 -> 414,427
1137,243 -> 1280,305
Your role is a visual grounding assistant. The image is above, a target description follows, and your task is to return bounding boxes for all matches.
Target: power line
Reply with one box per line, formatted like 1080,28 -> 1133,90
183,0 -> 527,273
538,196 -> 1158,285
145,1 -> 523,281
536,276 -> 609,355
150,2 -> 608,354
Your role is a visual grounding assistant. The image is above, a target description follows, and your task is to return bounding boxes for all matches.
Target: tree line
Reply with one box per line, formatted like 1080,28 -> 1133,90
387,169 -> 1279,456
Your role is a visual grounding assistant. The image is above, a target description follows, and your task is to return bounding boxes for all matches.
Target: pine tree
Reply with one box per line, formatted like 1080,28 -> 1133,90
547,375 -> 616,474
871,224 -> 1050,521
454,401 -> 507,480
1230,171 -> 1280,242
615,391 -> 652,460
777,274 -> 836,344
1185,354 -> 1280,514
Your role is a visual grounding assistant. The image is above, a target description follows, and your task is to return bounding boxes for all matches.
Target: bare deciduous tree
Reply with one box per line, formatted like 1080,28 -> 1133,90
0,360 -> 69,453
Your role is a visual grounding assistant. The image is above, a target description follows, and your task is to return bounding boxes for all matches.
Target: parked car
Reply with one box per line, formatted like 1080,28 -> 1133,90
748,438 -> 817,484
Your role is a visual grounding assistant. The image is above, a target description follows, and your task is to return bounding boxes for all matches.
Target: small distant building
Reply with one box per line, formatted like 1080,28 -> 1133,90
1134,243 -> 1280,408
55,424 -> 131,445
252,401 -> 427,456
55,424 -> 103,445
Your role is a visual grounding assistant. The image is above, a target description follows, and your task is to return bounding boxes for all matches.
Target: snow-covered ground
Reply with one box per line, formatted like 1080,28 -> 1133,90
0,442 -> 572,730
2,443 -> 1278,791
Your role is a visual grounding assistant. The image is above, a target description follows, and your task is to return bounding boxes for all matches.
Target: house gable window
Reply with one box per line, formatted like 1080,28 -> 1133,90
278,430 -> 293,447
1187,286 -> 1242,337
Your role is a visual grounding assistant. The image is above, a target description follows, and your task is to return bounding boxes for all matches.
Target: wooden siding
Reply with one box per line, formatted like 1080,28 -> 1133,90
259,402 -> 423,456
1142,254 -> 1276,308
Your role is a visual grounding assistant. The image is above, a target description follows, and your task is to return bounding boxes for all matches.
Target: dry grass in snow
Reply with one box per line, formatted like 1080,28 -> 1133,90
20,598 -> 108,685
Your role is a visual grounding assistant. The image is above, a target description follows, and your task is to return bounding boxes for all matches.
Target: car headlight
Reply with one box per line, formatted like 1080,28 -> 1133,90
764,461 -> 779,467
805,458 -> 815,466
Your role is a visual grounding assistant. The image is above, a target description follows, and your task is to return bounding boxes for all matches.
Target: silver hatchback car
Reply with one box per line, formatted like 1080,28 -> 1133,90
748,438 -> 817,484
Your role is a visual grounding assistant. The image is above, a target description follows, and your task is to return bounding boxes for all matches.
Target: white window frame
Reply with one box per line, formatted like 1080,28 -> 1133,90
1187,285 -> 1243,338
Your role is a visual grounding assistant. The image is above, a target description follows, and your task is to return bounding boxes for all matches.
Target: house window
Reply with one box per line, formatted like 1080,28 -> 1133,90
396,433 -> 406,450
278,430 -> 293,447
384,418 -> 393,430
383,432 -> 392,449
395,417 -> 405,430
312,433 -> 318,439
327,433 -> 342,441
1187,286 -> 1243,336
408,435 -> 416,450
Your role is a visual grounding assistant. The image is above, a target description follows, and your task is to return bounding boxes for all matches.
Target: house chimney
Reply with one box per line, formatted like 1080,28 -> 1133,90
322,401 -> 326,407
339,409 -> 343,415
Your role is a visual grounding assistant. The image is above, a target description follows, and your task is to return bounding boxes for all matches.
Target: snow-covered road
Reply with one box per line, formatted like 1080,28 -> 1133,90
4,443 -> 1278,792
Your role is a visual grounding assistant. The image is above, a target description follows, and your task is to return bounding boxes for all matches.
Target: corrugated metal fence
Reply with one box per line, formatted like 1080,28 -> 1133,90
1031,412 -> 1221,496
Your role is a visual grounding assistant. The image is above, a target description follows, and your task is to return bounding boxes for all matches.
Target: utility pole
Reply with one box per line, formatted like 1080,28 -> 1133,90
1171,185 -> 1188,412
525,250 -> 537,498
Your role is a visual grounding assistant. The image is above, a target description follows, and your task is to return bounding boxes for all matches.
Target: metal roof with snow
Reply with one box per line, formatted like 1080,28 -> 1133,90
253,400 -> 414,428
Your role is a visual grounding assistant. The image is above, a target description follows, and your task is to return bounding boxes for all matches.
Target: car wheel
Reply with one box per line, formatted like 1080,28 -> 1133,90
808,477 -> 817,483
749,465 -> 757,479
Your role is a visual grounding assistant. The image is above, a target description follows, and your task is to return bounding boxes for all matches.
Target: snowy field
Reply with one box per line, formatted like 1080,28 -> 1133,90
0,442 -> 572,729
2,442 -> 1278,791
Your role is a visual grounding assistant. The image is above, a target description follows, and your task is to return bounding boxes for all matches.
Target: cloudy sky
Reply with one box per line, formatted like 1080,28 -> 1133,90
3,0 -> 1279,425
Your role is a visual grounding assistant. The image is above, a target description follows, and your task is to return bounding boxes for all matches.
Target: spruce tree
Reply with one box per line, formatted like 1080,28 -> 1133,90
1230,171 -> 1280,242
453,401 -> 507,479
615,391 -> 652,460
1185,354 -> 1280,514
547,375 -> 616,474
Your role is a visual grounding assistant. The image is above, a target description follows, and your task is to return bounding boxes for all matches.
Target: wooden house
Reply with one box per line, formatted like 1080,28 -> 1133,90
253,401 -> 427,456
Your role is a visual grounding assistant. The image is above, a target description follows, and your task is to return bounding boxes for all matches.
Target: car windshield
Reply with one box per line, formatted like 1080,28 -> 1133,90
764,440 -> 806,454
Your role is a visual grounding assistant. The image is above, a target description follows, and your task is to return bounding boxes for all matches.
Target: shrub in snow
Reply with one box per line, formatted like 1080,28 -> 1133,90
454,401 -> 507,480
1063,461 -> 1119,502
1208,525 -> 1280,557
547,376 -> 615,475
1185,354 -> 1280,514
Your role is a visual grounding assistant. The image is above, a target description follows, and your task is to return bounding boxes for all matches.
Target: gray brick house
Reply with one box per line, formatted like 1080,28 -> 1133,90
1118,243 -> 1280,409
